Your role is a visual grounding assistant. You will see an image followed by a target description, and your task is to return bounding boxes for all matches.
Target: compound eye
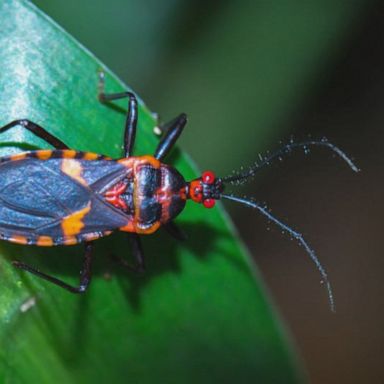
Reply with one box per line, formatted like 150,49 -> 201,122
203,198 -> 215,209
202,170 -> 215,185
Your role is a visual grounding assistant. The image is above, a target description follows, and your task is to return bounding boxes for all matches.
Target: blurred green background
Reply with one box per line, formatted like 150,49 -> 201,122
29,1 -> 384,383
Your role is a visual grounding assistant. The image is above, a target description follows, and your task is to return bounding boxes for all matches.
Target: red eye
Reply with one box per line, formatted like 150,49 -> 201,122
202,170 -> 215,184
203,198 -> 215,208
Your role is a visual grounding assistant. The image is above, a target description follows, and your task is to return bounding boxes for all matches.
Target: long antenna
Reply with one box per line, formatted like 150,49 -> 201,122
222,139 -> 359,184
222,193 -> 335,312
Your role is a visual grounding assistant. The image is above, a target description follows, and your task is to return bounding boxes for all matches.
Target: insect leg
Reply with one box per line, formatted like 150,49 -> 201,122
98,72 -> 138,157
0,120 -> 68,149
12,242 -> 94,293
164,221 -> 188,241
129,234 -> 145,272
154,113 -> 187,160
112,234 -> 145,273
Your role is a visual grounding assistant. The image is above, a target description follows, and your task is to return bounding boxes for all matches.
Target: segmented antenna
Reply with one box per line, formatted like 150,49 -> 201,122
222,139 -> 359,184
221,193 -> 336,312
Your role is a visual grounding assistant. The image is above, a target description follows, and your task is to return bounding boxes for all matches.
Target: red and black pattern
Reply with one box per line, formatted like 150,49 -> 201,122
0,88 -> 189,294
0,150 -> 189,246
0,76 -> 357,310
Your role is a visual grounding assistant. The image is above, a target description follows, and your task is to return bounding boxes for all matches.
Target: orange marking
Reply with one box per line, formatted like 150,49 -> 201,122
117,157 -> 135,168
10,153 -> 27,161
10,235 -> 28,245
61,158 -> 87,185
61,236 -> 78,245
82,152 -> 99,160
138,155 -> 160,169
61,150 -> 77,158
137,221 -> 161,235
36,236 -> 54,246
118,155 -> 160,170
119,221 -> 135,233
61,203 -> 91,237
36,150 -> 53,160
119,220 -> 161,234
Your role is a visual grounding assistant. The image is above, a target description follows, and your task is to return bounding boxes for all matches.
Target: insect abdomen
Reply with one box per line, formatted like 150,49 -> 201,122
0,150 -> 132,246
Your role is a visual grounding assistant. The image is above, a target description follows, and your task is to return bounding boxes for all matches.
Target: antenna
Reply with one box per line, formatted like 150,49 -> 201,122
222,139 -> 359,185
222,193 -> 336,312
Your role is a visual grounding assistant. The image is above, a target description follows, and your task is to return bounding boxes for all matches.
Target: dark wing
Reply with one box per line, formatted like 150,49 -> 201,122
0,155 -> 130,245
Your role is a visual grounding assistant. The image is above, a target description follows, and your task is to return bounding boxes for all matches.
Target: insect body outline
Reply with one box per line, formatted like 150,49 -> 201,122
0,76 -> 358,309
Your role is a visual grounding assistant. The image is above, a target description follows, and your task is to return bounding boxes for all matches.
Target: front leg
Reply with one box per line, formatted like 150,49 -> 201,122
164,221 -> 188,241
154,113 -> 187,161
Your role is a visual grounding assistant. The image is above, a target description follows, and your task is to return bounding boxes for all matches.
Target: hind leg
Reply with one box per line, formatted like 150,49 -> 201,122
98,71 -> 138,157
13,242 -> 94,293
0,119 -> 68,149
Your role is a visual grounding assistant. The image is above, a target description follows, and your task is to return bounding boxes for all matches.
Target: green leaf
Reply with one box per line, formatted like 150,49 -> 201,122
0,0 -> 302,382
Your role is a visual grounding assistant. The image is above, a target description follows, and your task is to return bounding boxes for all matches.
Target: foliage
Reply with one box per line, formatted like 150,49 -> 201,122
0,1 -> 301,382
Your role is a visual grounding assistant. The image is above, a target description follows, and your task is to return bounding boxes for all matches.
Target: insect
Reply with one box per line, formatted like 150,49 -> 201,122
0,75 -> 358,310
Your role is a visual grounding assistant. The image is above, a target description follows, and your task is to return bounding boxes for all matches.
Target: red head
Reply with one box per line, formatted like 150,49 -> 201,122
186,170 -> 224,208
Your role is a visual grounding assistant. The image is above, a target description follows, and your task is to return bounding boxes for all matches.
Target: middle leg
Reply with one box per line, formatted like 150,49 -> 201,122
111,234 -> 145,273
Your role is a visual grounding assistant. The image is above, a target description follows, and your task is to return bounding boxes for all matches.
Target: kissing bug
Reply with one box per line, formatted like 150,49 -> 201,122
0,75 -> 358,310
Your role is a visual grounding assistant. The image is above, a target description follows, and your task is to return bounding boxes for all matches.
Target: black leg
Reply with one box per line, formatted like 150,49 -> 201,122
154,113 -> 187,160
12,242 -> 94,293
0,120 -> 68,149
164,221 -> 188,241
112,234 -> 145,273
98,71 -> 138,157
129,234 -> 145,272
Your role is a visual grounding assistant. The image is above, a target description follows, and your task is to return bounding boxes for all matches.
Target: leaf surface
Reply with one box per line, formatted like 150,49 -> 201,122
0,1 -> 301,382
